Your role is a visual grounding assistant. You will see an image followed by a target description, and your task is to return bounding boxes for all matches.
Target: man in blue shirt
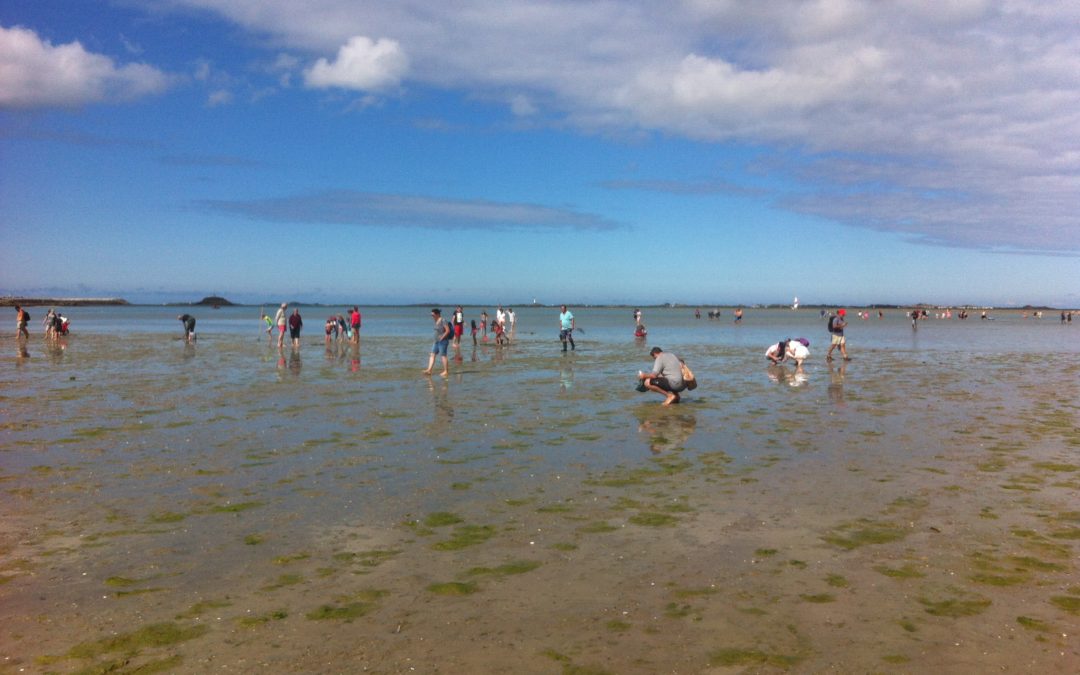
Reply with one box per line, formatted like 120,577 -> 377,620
558,305 -> 575,352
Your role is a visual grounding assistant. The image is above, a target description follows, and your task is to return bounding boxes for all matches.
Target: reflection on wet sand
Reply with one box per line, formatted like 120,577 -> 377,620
828,360 -> 847,407
766,363 -> 808,388
635,404 -> 698,454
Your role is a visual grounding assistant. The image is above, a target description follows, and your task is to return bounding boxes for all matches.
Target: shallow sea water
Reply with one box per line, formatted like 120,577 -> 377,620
1,307 -> 1078,673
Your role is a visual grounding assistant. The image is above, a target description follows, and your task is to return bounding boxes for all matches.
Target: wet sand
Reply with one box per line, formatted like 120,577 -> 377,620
1,333 -> 1078,673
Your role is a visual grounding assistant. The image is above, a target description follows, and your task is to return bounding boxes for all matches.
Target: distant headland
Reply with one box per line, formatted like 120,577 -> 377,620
0,297 -> 130,307
166,296 -> 236,307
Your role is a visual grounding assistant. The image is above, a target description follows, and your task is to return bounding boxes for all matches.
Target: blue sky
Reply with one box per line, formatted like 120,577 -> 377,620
1,0 -> 1078,307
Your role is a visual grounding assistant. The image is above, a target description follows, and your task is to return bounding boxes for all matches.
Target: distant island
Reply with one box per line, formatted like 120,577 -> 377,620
194,296 -> 234,307
163,296 -> 236,307
0,297 -> 129,307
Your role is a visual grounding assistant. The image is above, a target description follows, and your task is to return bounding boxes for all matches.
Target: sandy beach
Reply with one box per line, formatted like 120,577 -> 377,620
2,316 -> 1078,673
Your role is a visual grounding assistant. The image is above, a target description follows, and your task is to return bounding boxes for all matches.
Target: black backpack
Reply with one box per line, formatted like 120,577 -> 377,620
827,315 -> 836,333
23,310 -> 30,322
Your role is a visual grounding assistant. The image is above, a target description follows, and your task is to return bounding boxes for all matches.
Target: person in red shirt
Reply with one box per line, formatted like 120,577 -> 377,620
349,306 -> 362,343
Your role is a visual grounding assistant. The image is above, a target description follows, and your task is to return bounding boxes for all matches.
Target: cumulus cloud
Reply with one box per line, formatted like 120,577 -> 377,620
0,24 -> 168,108
151,2 -> 1080,251
201,190 -> 621,232
304,36 -> 408,91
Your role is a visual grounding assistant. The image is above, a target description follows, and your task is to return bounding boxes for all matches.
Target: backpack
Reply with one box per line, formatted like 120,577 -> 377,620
827,316 -> 836,333
23,310 -> 30,322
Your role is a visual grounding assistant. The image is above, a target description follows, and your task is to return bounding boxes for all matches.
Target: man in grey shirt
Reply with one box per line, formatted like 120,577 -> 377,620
637,346 -> 686,406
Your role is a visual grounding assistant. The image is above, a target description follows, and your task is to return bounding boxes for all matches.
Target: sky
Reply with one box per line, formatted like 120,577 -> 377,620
1,0 -> 1078,307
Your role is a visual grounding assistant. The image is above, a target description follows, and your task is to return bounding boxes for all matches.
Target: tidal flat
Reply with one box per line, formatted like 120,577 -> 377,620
1,327 -> 1078,673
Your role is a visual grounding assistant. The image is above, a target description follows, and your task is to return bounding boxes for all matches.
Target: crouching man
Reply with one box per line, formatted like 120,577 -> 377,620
638,346 -> 686,406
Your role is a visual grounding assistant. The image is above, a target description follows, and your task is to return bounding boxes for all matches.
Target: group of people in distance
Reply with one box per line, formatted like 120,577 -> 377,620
12,306 -> 70,340
424,305 -> 519,376
259,303 -> 363,350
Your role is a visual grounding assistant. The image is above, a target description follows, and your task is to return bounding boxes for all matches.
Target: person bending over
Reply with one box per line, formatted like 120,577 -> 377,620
638,346 -> 686,406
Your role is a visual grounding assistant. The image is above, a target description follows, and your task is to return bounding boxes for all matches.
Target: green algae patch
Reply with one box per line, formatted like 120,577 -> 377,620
755,548 -> 778,557
605,620 -> 631,632
1031,462 -> 1079,472
628,512 -> 678,527
551,542 -> 578,551
1049,595 -> 1080,614
874,564 -> 926,579
333,548 -> 402,568
465,560 -> 541,578
105,576 -> 138,587
708,648 -> 803,669
64,622 -> 208,660
244,533 -> 265,545
261,573 -> 303,590
306,602 -> 376,621
664,602 -> 694,618
427,581 -> 479,596
147,511 -> 187,524
432,524 -> 496,551
970,572 -> 1027,587
272,552 -> 311,565
918,596 -> 991,617
1008,556 -> 1066,572
210,501 -> 264,513
1017,616 -> 1052,631
822,520 -> 907,550
238,609 -> 288,627
825,574 -> 850,588
882,654 -> 910,664
1049,527 -> 1080,540
800,593 -> 835,603
423,512 -> 463,527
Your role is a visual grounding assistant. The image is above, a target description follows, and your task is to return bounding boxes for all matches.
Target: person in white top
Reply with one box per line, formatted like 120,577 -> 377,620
766,339 -> 809,367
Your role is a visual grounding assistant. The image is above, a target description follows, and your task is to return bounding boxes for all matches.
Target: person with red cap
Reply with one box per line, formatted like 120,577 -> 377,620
826,309 -> 850,361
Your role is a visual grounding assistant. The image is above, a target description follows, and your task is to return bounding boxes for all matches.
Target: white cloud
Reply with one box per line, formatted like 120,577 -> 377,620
0,24 -> 168,108
207,89 -> 233,107
146,2 -> 1080,250
304,36 -> 408,91
201,190 -> 621,232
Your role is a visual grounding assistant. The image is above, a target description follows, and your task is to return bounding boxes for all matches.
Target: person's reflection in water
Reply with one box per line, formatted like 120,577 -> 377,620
44,337 -> 66,365
16,341 -> 30,362
559,360 -> 574,392
766,363 -> 808,388
288,348 -> 302,376
828,360 -> 846,408
635,406 -> 698,454
181,340 -> 196,361
425,376 -> 454,429
350,341 -> 360,373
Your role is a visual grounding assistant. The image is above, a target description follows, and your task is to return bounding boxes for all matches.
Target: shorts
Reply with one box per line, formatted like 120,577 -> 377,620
650,376 -> 686,393
454,324 -> 464,337
432,340 -> 449,356
830,334 -> 846,346
560,329 -> 574,341
290,327 -> 301,339
279,325 -> 287,334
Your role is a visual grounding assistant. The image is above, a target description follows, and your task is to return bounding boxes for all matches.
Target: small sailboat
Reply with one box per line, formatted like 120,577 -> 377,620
792,296 -> 799,310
